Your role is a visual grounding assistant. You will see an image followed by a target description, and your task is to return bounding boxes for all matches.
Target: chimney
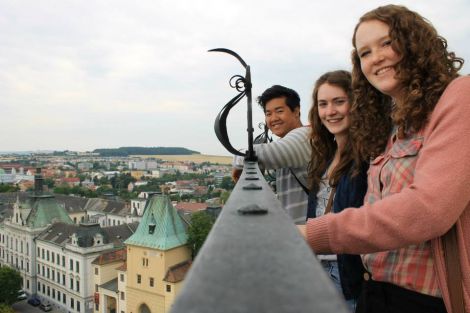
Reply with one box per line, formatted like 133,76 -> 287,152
35,167 -> 44,194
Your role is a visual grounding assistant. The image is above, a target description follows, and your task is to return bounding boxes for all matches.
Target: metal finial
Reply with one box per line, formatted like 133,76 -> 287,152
209,48 -> 256,161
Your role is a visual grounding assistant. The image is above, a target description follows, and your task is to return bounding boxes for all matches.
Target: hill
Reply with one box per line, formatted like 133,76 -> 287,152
93,147 -> 200,157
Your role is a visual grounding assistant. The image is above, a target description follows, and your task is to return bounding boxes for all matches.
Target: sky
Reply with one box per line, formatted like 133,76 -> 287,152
1,0 -> 469,156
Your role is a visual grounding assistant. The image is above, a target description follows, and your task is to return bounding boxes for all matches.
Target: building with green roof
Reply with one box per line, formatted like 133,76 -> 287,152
124,194 -> 191,313
124,194 -> 187,250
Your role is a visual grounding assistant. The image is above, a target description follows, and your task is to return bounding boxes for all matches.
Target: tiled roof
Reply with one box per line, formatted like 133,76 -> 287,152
125,195 -> 187,251
163,260 -> 192,283
103,222 -> 139,247
92,248 -> 126,265
36,222 -> 79,245
174,202 -> 207,212
84,198 -> 129,216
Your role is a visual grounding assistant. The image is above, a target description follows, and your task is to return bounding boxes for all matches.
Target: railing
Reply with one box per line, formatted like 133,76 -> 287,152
171,161 -> 347,312
170,49 -> 347,313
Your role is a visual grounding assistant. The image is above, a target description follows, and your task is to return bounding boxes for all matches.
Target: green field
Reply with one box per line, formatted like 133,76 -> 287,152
132,154 -> 233,165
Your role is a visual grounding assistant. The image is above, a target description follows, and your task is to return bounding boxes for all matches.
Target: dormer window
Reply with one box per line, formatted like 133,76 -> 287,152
94,233 -> 104,246
71,234 -> 79,246
148,213 -> 157,234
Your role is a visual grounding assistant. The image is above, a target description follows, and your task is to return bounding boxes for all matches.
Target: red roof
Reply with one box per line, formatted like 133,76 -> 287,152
174,202 -> 207,212
62,177 -> 80,183
92,249 -> 126,265
163,260 -> 192,283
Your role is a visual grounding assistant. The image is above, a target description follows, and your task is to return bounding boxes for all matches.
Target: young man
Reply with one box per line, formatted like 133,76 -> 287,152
233,85 -> 311,224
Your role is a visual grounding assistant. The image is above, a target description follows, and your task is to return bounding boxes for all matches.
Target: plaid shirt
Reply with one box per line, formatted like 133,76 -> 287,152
362,129 -> 441,296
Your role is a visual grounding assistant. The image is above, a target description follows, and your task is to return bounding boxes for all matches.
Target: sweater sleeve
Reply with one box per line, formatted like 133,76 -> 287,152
254,126 -> 311,170
307,76 -> 470,254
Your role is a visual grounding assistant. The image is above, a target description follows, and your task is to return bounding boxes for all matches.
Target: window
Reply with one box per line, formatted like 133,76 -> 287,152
95,267 -> 99,275
47,268 -> 50,278
63,294 -> 66,304
166,284 -> 171,292
62,255 -> 65,267
120,292 -> 125,300
47,250 -> 49,261
71,298 -> 74,309
70,259 -> 73,270
120,274 -> 124,282
58,291 -> 61,301
52,270 -> 55,280
70,278 -> 73,289
142,258 -> 148,267
27,280 -> 29,289
63,274 -> 66,285
77,301 -> 80,312
42,284 -> 45,293
76,261 -> 79,273
52,289 -> 55,298
47,286 -> 50,296
95,284 -> 98,292
38,282 -> 41,292
41,248 -> 44,259
51,252 -> 54,263
149,277 -> 154,287
137,274 -> 141,284
76,280 -> 80,292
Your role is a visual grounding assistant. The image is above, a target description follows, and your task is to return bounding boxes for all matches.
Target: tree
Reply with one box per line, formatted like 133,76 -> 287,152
219,176 -> 235,190
187,211 -> 215,258
0,267 -> 22,304
0,304 -> 15,313
0,184 -> 19,193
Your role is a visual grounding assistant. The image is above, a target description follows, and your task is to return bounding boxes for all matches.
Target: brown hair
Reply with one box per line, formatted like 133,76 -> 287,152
308,70 -> 354,192
350,4 -> 464,163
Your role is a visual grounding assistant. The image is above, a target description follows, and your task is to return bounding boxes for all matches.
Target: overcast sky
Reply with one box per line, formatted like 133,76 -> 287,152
1,0 -> 469,156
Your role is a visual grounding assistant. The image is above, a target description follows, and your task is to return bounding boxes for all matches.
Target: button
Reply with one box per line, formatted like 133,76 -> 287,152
363,272 -> 371,281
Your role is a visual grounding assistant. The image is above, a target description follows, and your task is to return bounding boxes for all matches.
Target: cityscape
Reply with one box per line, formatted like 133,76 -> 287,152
0,149 -> 234,313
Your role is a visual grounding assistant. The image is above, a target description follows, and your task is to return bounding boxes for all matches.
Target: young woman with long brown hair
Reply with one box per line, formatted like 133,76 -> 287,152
300,5 -> 469,312
307,70 -> 367,311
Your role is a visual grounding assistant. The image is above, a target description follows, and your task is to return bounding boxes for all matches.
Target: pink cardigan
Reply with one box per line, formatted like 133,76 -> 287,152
306,76 -> 470,313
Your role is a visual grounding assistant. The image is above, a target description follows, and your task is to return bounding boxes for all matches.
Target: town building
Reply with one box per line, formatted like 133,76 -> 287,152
93,194 -> 191,313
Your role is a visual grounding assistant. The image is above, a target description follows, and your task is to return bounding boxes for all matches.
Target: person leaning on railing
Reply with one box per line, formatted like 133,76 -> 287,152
232,85 -> 311,225
306,70 -> 368,312
298,5 -> 469,313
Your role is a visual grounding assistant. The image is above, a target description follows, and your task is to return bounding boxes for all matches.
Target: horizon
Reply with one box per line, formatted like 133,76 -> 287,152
1,1 -> 469,155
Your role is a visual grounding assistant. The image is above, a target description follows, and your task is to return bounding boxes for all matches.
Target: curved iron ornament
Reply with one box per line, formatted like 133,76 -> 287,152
209,48 -> 257,161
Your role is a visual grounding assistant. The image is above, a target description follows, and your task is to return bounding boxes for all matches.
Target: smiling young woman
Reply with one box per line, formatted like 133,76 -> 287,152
300,5 -> 469,313
306,70 -> 368,312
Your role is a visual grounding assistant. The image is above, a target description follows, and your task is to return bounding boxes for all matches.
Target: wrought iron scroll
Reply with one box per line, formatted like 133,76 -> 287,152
209,48 -> 256,161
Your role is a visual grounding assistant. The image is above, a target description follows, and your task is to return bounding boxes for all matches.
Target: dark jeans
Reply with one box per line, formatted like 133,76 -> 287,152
355,279 -> 447,313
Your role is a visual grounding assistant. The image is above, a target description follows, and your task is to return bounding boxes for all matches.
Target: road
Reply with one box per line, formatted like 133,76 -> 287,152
12,300 -> 61,313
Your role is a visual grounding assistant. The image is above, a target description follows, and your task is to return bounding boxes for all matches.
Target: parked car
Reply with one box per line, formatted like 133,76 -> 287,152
39,303 -> 52,312
27,296 -> 41,306
17,290 -> 27,300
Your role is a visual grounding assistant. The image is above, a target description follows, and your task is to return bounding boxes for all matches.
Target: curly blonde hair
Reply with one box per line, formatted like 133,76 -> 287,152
308,70 -> 354,192
350,4 -> 464,163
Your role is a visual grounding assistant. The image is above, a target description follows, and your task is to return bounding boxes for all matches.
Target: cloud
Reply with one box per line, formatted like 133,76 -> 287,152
0,0 -> 469,154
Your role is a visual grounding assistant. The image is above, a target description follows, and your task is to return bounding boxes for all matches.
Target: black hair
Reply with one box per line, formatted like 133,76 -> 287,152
257,85 -> 300,112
